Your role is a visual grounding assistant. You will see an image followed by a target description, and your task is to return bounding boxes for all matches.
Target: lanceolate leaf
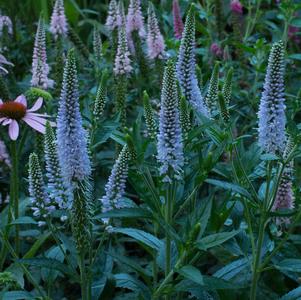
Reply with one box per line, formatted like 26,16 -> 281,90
196,230 -> 240,250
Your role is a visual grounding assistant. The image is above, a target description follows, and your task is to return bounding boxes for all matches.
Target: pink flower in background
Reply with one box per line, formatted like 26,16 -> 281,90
173,0 -> 184,39
0,15 -> 13,36
231,0 -> 243,14
106,0 -> 119,31
0,95 -> 53,140
272,171 -> 295,226
288,25 -> 300,43
0,54 -> 13,74
147,4 -> 165,59
210,43 -> 223,58
50,0 -> 68,40
0,139 -> 11,167
126,0 -> 145,37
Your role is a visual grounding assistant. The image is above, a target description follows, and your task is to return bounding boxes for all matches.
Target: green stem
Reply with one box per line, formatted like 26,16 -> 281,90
164,183 -> 173,300
0,230 -> 46,297
250,213 -> 266,300
11,141 -> 20,256
80,253 -> 88,300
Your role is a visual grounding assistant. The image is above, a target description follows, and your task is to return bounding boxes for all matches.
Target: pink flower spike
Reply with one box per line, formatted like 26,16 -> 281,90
231,0 -> 243,15
173,0 -> 184,39
9,120 -> 19,140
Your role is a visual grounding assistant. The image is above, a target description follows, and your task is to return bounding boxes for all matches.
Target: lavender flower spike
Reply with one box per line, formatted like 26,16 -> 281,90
147,3 -> 165,60
57,49 -> 91,184
31,17 -> 54,90
100,145 -> 130,223
114,25 -> 132,75
157,61 -> 184,182
0,15 -> 13,36
176,8 -> 209,117
29,153 -> 55,227
126,0 -> 145,37
44,122 -> 71,210
50,0 -> 68,40
106,0 -> 119,31
258,41 -> 286,154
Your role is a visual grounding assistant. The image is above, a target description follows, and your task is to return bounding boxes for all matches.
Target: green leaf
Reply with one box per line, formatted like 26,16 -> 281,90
112,228 -> 163,252
18,258 -> 74,278
280,286 -> 301,300
288,54 -> 301,61
95,208 -> 152,219
23,232 -> 51,259
2,291 -> 34,300
213,258 -> 250,280
114,273 -> 151,300
9,216 -> 37,225
290,18 -> 301,27
196,230 -> 240,250
274,259 -> 301,273
205,179 -> 251,199
199,197 -> 212,237
178,265 -> 204,285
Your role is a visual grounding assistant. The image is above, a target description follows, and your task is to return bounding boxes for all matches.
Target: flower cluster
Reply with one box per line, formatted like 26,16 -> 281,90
93,26 -> 102,61
31,18 -> 54,90
100,145 -> 130,223
114,26 -> 132,75
126,0 -> 145,37
50,0 -> 68,40
29,153 -> 55,227
106,0 -> 119,31
57,49 -> 91,184
272,170 -> 295,226
157,61 -> 184,182
258,41 -> 286,154
0,15 -> 12,36
210,43 -> 223,58
176,8 -> 209,116
147,4 -> 165,60
230,0 -> 243,14
44,123 -> 71,211
172,0 -> 184,39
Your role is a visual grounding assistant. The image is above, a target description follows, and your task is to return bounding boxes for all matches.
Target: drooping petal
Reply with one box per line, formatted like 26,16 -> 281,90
8,120 -> 19,140
23,116 -> 46,133
0,99 -> 3,104
15,94 -> 27,107
28,97 -> 43,112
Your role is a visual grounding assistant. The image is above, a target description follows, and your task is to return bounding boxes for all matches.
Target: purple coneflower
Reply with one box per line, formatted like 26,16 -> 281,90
0,95 -> 52,140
